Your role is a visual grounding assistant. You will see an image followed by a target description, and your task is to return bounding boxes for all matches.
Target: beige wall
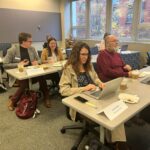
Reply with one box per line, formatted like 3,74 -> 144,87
0,0 -> 62,50
0,0 -> 60,12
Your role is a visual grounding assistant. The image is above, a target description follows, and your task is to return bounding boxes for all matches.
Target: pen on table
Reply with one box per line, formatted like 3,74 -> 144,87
85,102 -> 97,109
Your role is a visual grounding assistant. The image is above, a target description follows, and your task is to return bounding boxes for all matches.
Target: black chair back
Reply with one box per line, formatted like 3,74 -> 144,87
90,47 -> 98,55
147,51 -> 150,65
120,45 -> 128,51
0,43 -> 11,57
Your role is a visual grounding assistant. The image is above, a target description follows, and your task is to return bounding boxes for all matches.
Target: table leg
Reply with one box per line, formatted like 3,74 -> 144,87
29,78 -> 32,90
100,126 -> 105,144
0,69 -> 2,83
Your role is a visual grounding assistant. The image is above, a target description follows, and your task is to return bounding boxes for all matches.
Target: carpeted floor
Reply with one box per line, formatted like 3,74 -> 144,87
0,86 -> 150,150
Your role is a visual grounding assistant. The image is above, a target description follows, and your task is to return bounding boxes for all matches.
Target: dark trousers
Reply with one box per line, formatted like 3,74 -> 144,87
45,72 -> 60,86
11,76 -> 49,106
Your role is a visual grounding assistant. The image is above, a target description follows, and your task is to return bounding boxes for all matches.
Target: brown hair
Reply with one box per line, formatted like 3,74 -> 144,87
65,42 -> 92,75
47,37 -> 59,56
18,32 -> 32,44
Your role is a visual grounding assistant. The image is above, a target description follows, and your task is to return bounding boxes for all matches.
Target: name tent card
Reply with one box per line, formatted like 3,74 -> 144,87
97,100 -> 128,121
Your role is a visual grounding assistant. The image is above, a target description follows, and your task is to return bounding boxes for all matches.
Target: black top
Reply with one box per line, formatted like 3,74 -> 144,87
20,46 -> 31,66
43,42 -> 48,48
77,72 -> 94,87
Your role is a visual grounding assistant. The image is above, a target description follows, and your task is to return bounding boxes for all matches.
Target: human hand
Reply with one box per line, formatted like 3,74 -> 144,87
99,82 -> 105,89
84,84 -> 96,91
31,60 -> 38,66
20,60 -> 29,66
128,71 -> 132,77
124,64 -> 132,71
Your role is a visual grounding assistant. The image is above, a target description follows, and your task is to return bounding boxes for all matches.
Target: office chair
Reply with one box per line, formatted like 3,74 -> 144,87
66,48 -> 72,59
140,105 -> 150,124
60,106 -> 99,150
146,51 -> 150,65
0,43 -> 11,82
120,45 -> 128,51
90,46 -> 98,55
0,43 -> 11,57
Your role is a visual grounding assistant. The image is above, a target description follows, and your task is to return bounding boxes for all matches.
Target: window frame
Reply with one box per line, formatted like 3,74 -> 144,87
70,0 -> 150,42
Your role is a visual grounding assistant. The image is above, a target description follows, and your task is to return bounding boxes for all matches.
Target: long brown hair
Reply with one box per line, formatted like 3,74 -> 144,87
65,42 -> 92,75
47,37 -> 58,56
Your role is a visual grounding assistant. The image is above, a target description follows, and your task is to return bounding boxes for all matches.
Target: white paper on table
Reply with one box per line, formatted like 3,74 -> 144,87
118,93 -> 140,103
53,60 -> 67,67
139,71 -> 150,77
26,68 -> 44,76
97,100 -> 128,121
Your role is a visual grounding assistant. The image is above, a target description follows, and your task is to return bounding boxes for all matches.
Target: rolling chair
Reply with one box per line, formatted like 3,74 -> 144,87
120,45 -> 128,51
60,104 -> 99,150
140,105 -> 150,124
90,46 -> 99,55
146,51 -> 150,65
0,43 -> 11,82
0,43 -> 11,57
143,51 -> 150,68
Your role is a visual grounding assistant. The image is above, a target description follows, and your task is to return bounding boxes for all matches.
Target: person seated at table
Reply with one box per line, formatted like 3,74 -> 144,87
43,34 -> 52,48
3,32 -> 51,110
59,42 -> 130,150
97,34 -> 132,82
98,32 -> 110,51
41,37 -> 63,88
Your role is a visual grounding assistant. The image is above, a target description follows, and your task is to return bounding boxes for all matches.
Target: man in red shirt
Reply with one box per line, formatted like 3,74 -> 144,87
97,34 -> 132,82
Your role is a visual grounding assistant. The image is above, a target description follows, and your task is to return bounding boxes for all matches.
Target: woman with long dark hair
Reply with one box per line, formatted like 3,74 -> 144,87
59,41 -> 104,103
59,42 -> 129,150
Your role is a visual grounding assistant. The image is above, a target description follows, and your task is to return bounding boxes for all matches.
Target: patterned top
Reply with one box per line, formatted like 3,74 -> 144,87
77,72 -> 94,87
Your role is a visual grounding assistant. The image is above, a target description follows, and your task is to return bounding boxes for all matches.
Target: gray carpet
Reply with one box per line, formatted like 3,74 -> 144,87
0,86 -> 150,150
0,87 -> 81,150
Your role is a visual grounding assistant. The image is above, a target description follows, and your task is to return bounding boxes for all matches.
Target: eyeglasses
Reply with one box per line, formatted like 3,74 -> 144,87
80,53 -> 89,56
109,40 -> 119,43
26,40 -> 32,43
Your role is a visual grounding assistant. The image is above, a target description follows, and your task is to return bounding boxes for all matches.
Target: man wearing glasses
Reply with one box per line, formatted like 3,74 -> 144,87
4,32 -> 51,111
97,34 -> 132,82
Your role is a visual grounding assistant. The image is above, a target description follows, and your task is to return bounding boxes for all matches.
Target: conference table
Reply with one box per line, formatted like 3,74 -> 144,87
62,70 -> 150,143
6,60 -> 67,89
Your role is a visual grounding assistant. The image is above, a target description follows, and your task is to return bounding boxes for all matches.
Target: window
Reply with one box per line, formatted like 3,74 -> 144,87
138,0 -> 150,40
71,0 -> 107,39
72,0 -> 86,38
71,0 -> 150,42
111,0 -> 134,39
89,0 -> 106,39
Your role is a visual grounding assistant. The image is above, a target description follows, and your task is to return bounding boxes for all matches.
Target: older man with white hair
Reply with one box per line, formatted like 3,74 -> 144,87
97,34 -> 132,82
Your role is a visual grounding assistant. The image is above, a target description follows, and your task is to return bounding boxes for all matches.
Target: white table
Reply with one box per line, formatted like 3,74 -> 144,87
62,78 -> 150,143
6,60 -> 67,89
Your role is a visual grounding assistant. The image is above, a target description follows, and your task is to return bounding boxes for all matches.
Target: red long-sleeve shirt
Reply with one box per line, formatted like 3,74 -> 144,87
97,49 -> 129,82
